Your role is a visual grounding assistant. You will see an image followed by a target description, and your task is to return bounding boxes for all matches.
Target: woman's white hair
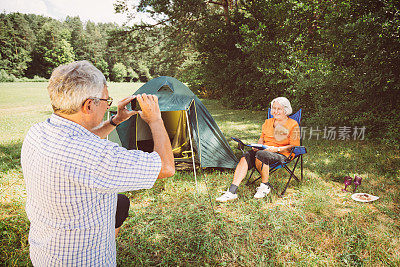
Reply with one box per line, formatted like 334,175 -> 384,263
271,97 -> 293,115
47,60 -> 106,114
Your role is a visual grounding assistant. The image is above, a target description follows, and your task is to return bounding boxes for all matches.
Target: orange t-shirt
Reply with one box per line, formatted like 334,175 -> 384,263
260,118 -> 300,157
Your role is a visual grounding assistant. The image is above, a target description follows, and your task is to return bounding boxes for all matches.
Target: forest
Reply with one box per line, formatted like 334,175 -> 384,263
1,0 -> 399,144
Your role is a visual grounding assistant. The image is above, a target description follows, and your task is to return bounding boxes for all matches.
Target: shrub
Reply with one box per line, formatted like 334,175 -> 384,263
111,63 -> 127,82
31,75 -> 47,82
126,67 -> 139,82
136,63 -> 152,82
0,69 -> 17,82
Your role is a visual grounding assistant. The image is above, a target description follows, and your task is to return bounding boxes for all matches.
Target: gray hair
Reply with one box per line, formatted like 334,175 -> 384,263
271,97 -> 293,115
47,60 -> 106,114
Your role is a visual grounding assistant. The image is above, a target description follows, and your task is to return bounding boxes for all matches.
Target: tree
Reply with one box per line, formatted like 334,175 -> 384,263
33,21 -> 75,77
112,0 -> 238,79
114,0 -> 400,145
65,16 -> 88,61
95,58 -> 110,79
111,62 -> 127,82
126,67 -> 139,82
0,13 -> 34,77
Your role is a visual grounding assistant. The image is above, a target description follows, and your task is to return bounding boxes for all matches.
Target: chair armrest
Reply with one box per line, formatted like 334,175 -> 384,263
231,137 -> 245,152
292,146 -> 307,156
287,146 -> 307,160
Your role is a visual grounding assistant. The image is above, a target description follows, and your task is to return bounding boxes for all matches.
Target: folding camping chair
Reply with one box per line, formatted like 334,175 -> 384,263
232,109 -> 307,197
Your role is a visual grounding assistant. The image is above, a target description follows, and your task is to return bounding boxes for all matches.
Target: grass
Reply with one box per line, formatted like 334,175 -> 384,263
1,82 -> 399,266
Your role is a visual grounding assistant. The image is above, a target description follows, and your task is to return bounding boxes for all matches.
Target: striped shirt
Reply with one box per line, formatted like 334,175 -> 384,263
21,114 -> 161,266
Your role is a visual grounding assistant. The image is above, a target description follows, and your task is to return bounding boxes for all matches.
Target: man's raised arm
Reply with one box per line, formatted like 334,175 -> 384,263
136,94 -> 175,178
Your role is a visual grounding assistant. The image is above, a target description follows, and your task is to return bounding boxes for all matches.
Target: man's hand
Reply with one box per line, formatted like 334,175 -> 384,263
135,94 -> 162,124
112,96 -> 138,125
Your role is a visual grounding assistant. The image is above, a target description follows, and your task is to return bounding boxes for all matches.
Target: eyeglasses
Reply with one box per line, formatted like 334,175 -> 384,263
83,97 -> 113,106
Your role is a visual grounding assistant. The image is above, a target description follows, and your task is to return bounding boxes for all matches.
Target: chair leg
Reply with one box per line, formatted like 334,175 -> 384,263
301,155 -> 304,181
284,158 -> 301,182
245,168 -> 258,185
281,169 -> 294,196
266,182 -> 282,198
246,159 -> 303,197
245,168 -> 283,197
280,159 -> 301,196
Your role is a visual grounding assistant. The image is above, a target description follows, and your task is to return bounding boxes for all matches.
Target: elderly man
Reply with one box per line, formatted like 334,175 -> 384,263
21,60 -> 175,266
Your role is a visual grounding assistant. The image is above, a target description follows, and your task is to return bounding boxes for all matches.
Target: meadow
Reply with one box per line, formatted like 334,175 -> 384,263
0,82 -> 399,266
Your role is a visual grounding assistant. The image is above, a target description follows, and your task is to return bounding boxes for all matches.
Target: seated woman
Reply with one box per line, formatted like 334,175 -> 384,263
216,97 -> 300,202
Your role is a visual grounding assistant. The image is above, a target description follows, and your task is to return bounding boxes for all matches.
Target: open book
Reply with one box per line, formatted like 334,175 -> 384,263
231,137 -> 272,150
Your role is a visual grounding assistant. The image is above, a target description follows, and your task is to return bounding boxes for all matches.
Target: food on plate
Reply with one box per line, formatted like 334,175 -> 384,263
357,193 -> 372,201
351,193 -> 379,202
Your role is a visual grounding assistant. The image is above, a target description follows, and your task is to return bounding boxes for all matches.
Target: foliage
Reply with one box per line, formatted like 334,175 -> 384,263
95,58 -> 110,79
114,0 -> 400,144
0,13 -> 161,82
126,67 -> 139,82
1,0 -> 400,143
0,69 -> 17,82
0,12 -> 34,77
0,69 -> 47,83
112,62 -> 128,82
31,21 -> 75,77
64,16 -> 86,60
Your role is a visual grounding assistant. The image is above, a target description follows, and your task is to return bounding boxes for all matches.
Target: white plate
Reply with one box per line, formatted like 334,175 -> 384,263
351,193 -> 379,202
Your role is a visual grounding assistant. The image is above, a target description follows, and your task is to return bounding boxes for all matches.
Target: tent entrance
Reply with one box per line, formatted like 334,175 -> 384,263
134,110 -> 198,163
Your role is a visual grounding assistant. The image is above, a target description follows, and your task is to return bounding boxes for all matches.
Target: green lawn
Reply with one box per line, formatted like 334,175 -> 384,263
1,82 -> 399,266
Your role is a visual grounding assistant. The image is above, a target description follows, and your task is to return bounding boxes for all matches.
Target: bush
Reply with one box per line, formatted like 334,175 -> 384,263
0,69 -> 17,82
0,70 -> 47,82
126,67 -> 139,82
111,63 -> 127,82
31,75 -> 47,82
136,63 -> 152,82
95,59 -> 109,79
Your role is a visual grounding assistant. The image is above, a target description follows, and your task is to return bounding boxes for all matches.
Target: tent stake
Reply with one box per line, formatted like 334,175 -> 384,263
186,110 -> 198,189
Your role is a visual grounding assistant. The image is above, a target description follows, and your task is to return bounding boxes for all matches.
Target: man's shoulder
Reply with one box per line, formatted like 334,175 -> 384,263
24,118 -> 107,150
23,116 -> 125,157
24,119 -> 48,139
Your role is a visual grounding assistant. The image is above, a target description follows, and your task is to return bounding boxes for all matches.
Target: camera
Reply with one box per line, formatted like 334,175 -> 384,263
130,96 -> 141,111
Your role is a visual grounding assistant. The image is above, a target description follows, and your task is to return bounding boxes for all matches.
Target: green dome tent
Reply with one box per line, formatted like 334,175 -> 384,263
107,76 -> 238,176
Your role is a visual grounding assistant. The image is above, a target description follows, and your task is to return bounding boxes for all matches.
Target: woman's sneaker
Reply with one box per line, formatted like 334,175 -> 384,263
254,183 -> 271,199
216,191 -> 238,202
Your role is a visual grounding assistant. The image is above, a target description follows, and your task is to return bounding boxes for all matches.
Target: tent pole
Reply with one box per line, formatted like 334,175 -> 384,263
185,110 -> 198,189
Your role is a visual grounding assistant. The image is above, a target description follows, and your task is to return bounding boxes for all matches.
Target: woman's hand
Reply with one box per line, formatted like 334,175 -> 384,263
267,146 -> 280,153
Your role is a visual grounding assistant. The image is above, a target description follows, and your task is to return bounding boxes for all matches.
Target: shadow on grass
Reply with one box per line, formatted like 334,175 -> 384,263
117,176 -> 400,266
303,139 -> 400,182
0,203 -> 30,266
302,139 -> 400,223
117,189 -> 290,266
0,141 -> 23,173
117,200 -> 224,266
39,110 -> 53,116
